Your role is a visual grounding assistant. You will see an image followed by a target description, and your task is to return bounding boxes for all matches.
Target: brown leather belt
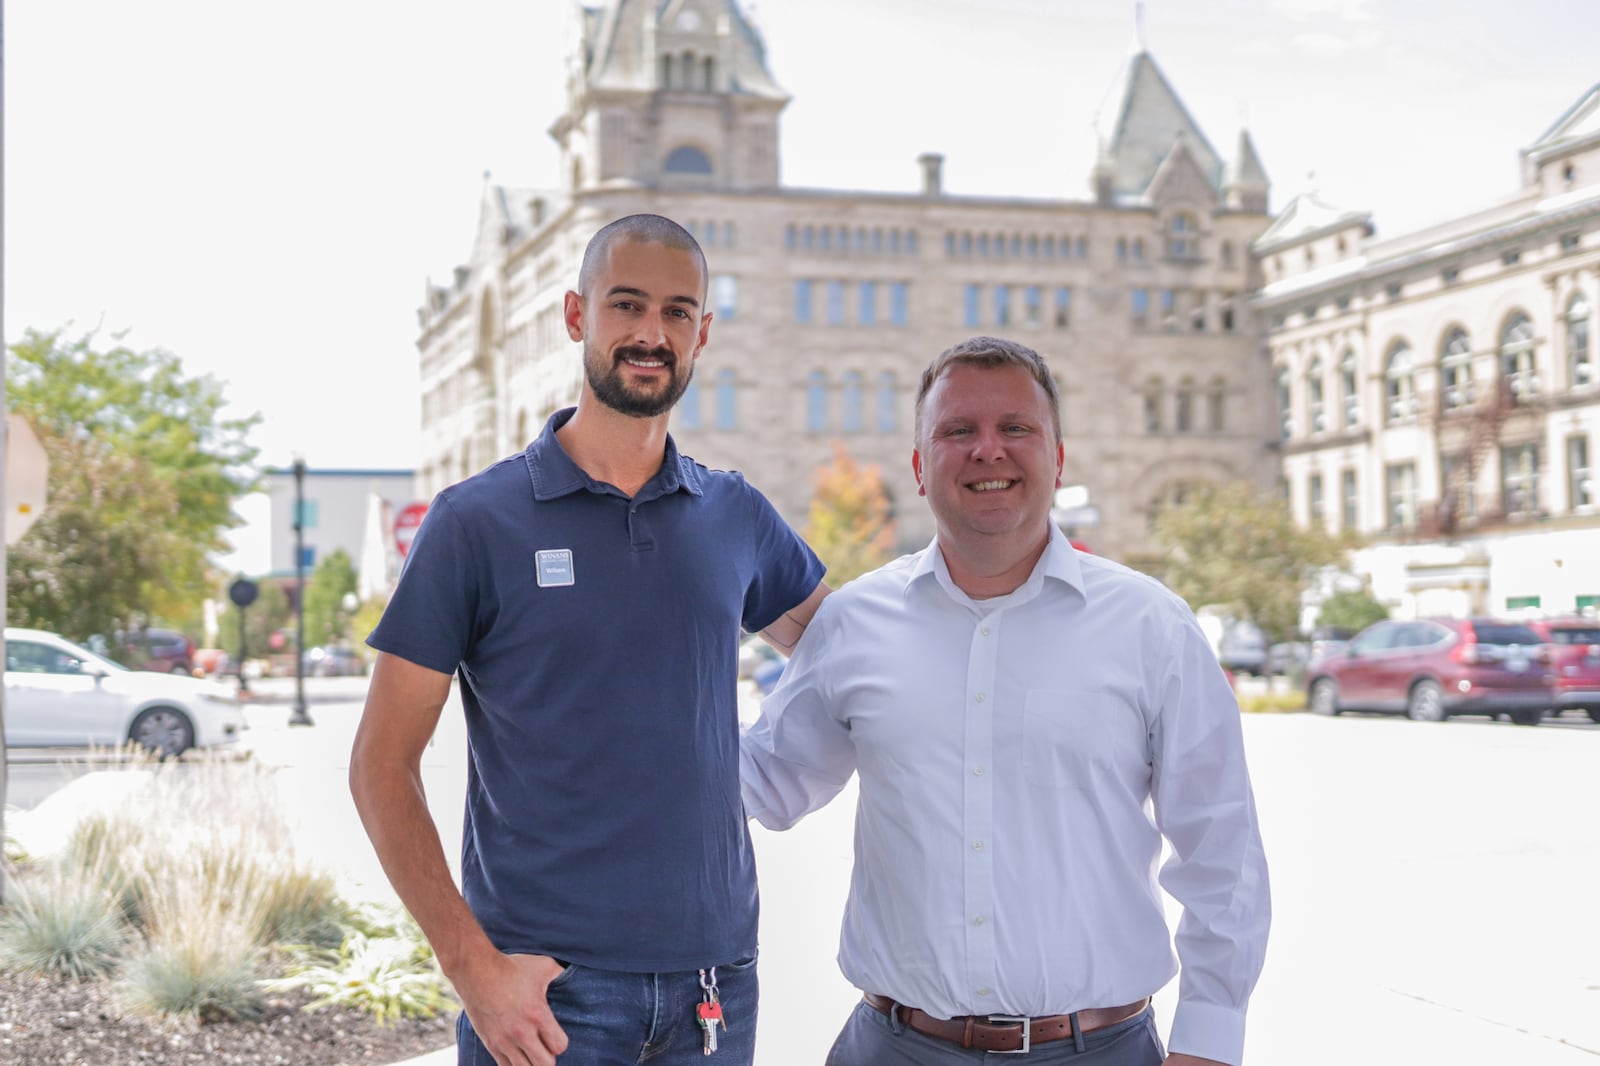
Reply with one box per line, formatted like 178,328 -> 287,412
863,993 -> 1149,1054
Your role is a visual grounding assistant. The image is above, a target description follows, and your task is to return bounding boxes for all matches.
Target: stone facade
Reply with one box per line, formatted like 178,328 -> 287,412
1257,84 -> 1600,617
414,0 -> 1276,567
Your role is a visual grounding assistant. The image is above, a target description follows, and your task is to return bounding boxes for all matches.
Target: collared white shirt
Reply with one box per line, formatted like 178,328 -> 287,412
741,528 -> 1270,1065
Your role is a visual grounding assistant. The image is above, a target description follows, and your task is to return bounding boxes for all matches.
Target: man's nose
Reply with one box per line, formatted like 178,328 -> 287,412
632,315 -> 669,348
969,427 -> 1006,461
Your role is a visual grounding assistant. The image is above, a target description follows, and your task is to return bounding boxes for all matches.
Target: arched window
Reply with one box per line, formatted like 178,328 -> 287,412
703,56 -> 715,90
1143,377 -> 1164,434
806,371 -> 829,432
1208,377 -> 1226,432
1133,237 -> 1146,261
663,145 -> 713,174
1168,212 -> 1198,259
1306,357 -> 1325,434
842,371 -> 864,433
1175,377 -> 1196,432
659,54 -> 673,88
679,378 -> 702,430
714,369 -> 737,430
1276,366 -> 1292,440
1116,237 -> 1128,262
1340,349 -> 1360,428
876,372 -> 898,432
1220,240 -> 1235,269
1568,293 -> 1592,388
1385,341 -> 1417,424
1439,328 -> 1473,411
1499,312 -> 1537,400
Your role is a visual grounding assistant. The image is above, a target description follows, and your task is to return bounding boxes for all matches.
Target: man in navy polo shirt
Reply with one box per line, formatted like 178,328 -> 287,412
350,213 -> 828,1066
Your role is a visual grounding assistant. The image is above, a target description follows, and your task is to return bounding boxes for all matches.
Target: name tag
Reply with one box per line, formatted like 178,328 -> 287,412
536,548 -> 575,588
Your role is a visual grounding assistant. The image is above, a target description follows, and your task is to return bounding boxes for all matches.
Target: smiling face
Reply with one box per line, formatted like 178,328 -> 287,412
567,236 -> 710,419
913,361 -> 1064,565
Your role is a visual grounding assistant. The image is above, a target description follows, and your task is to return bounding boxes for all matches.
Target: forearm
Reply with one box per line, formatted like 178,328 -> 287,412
349,753 -> 498,977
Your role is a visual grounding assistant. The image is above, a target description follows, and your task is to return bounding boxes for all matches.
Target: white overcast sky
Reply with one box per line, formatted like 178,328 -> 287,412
6,0 -> 1600,482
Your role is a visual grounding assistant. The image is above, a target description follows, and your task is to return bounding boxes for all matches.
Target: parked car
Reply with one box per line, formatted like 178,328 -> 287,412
1305,617 -> 1553,725
1217,620 -> 1268,676
1264,641 -> 1310,678
4,627 -> 245,756
1528,618 -> 1600,723
303,645 -> 367,677
737,634 -> 788,695
89,627 -> 197,675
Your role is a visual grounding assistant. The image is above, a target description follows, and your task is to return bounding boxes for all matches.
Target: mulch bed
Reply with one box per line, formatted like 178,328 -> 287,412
0,970 -> 455,1065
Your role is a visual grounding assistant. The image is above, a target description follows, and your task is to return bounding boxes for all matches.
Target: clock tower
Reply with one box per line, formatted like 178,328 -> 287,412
549,0 -> 789,194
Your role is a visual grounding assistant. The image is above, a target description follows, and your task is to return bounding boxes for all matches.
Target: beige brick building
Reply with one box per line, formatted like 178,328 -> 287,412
414,0 -> 1277,567
1257,83 -> 1600,617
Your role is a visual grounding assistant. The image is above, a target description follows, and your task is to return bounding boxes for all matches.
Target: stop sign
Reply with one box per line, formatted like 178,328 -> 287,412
394,502 -> 428,559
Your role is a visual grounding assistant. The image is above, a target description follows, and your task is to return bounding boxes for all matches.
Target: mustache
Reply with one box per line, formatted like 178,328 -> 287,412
614,345 -> 676,368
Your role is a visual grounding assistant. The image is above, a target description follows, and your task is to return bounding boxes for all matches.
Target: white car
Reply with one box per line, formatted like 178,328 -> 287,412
3,627 -> 245,756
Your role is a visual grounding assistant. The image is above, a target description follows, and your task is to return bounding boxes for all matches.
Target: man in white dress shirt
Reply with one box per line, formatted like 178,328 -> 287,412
741,337 -> 1270,1065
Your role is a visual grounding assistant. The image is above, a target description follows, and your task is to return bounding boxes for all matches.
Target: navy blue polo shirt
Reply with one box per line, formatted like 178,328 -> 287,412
369,409 -> 823,972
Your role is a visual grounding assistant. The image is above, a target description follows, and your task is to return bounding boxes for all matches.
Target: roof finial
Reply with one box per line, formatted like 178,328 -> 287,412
1135,0 -> 1148,51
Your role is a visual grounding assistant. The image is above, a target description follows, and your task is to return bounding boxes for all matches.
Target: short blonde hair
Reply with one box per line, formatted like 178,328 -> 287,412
913,336 -> 1061,444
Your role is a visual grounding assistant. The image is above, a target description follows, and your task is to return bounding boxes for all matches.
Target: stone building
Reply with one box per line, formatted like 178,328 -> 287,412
414,0 -> 1277,567
1257,83 -> 1600,616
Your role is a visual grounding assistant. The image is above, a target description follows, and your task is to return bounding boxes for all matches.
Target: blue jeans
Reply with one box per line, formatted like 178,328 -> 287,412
457,956 -> 758,1065
825,1001 -> 1163,1066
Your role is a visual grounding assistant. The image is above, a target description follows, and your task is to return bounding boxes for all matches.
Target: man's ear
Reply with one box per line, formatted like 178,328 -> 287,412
913,448 -> 926,496
563,290 -> 585,341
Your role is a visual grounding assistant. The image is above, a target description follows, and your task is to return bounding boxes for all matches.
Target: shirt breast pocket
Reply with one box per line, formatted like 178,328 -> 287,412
1022,688 -> 1141,791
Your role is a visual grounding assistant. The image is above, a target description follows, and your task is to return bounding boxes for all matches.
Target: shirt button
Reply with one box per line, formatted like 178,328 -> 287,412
977,988 -> 991,997
975,693 -> 986,703
973,840 -> 984,851
981,626 -> 991,636
974,915 -> 985,925
973,766 -> 985,776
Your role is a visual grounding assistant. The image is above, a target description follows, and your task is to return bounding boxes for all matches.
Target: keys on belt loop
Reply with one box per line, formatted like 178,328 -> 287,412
697,967 -> 727,1055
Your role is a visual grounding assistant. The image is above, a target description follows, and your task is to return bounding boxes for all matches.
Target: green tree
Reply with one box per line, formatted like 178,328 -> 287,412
1151,481 -> 1355,643
303,549 -> 359,647
801,442 -> 897,587
6,328 -> 260,639
1315,587 -> 1389,632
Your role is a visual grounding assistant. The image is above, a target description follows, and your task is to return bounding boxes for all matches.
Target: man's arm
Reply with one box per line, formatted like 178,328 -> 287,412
758,580 -> 830,654
349,652 -> 569,1066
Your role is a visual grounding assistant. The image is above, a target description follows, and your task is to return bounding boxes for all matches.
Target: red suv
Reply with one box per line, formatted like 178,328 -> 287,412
1306,617 -> 1554,725
1529,618 -> 1600,723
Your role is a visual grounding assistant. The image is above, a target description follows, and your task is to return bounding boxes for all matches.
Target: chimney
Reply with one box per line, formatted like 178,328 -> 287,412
917,153 -> 944,196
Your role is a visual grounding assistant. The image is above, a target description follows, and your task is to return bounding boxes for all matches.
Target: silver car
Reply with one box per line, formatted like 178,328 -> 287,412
4,627 -> 245,756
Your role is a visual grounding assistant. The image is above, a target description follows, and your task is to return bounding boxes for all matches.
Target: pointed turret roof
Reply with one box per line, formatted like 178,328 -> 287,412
1224,129 -> 1269,191
585,0 -> 785,99
1092,47 -> 1223,199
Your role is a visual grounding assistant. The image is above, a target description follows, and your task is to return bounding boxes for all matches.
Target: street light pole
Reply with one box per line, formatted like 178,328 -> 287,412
289,458 -> 313,727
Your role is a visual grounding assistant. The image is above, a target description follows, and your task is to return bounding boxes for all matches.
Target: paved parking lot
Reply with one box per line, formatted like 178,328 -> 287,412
8,679 -> 1598,1064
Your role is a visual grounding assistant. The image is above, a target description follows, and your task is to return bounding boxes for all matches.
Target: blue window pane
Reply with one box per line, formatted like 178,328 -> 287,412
890,282 -> 909,325
995,284 -> 1011,327
876,373 -> 898,432
826,281 -> 845,325
715,370 -> 737,430
1055,286 -> 1072,328
963,284 -> 981,327
842,372 -> 864,433
795,280 -> 813,324
713,275 -> 737,322
807,372 -> 829,431
679,378 -> 702,430
859,281 -> 877,325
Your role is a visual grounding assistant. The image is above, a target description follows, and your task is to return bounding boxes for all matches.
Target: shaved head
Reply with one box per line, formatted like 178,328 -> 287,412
578,214 -> 707,297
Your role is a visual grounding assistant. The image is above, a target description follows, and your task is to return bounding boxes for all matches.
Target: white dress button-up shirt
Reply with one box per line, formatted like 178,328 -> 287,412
741,529 -> 1270,1065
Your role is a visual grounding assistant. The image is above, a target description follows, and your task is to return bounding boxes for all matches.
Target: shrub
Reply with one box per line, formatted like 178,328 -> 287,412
115,863 -> 264,1022
0,859 -> 127,979
264,931 -> 456,1025
1237,691 -> 1307,714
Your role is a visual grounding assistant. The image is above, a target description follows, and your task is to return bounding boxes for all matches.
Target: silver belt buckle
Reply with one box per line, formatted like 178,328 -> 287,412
987,1014 -> 1031,1054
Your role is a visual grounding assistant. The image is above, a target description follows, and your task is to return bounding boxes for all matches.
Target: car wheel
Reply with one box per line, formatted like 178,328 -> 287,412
1508,709 -> 1544,727
170,662 -> 191,675
130,706 -> 196,757
1308,678 -> 1340,716
1407,680 -> 1447,722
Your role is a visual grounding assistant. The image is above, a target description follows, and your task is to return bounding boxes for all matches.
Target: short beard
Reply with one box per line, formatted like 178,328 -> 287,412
586,344 -> 693,418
